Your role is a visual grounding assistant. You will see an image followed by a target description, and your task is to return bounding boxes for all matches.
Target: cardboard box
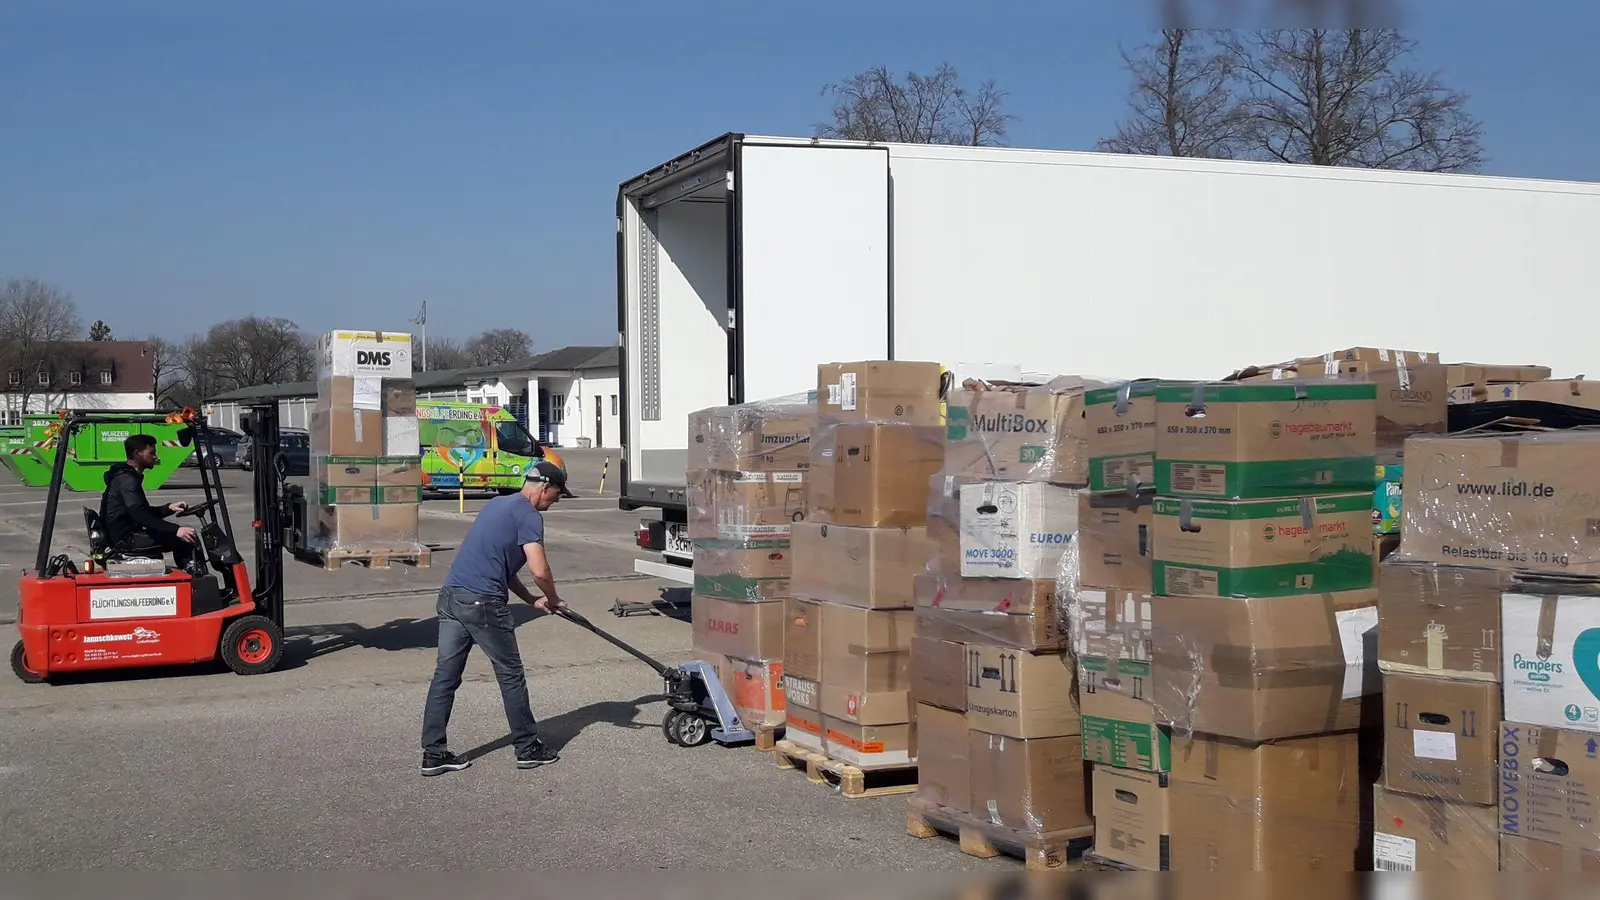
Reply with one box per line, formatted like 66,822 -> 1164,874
1372,786 -> 1500,870
1085,379 -> 1159,495
824,717 -> 915,768
1077,493 -> 1154,591
1377,560 -> 1510,682
1167,730 -> 1370,871
1293,356 -> 1448,462
965,644 -> 1080,739
817,360 -> 944,425
1499,721 -> 1600,851
1070,586 -> 1152,664
686,401 -> 813,474
313,502 -> 420,552
790,521 -> 928,609
911,603 -> 1067,653
1382,672 -> 1501,805
1150,589 -> 1381,742
315,456 -> 383,505
1154,379 -> 1376,500
1093,765 -> 1172,871
1502,590 -> 1600,733
968,731 -> 1092,835
913,703 -> 970,811
690,595 -> 785,662
942,376 -> 1100,485
691,537 -> 791,601
1446,363 -> 1552,387
831,423 -> 945,527
1398,431 -> 1600,576
1500,834 -> 1600,871
780,674 -> 824,751
913,573 -> 1054,616
958,481 -> 1080,579
1447,379 -> 1600,411
911,636 -> 967,711
782,597 -> 822,681
315,329 -> 414,381
699,652 -> 785,729
1151,493 -> 1376,598
311,407 -> 385,457
1080,658 -> 1171,772
686,470 -> 806,541
820,604 -> 914,725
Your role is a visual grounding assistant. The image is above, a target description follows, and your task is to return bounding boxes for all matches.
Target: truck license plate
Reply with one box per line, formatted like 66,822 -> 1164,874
665,521 -> 693,558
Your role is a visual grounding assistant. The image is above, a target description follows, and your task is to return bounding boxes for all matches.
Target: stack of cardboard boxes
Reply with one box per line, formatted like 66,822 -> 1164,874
782,361 -> 944,769
1071,379 -> 1165,871
908,374 -> 1099,846
1375,426 -> 1600,870
684,394 -> 815,735
1142,376 -> 1385,871
310,330 -> 425,557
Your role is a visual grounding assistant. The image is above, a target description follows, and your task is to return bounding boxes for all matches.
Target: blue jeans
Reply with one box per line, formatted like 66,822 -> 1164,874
420,586 -> 541,757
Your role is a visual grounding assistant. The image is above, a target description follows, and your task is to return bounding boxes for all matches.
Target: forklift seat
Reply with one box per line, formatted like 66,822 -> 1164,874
83,507 -> 153,563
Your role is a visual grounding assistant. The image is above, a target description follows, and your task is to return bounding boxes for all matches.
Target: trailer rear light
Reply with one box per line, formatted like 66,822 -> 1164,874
636,523 -> 652,549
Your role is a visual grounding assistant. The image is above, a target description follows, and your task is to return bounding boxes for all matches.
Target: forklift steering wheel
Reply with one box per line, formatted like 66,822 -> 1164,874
177,499 -> 219,518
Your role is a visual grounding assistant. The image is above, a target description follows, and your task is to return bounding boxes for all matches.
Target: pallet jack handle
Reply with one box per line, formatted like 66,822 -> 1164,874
554,607 -> 670,678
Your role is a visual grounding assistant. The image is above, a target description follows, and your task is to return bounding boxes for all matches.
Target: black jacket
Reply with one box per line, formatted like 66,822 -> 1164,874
101,462 -> 178,546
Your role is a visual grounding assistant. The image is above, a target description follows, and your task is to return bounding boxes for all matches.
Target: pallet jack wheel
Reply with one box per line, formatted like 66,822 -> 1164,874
219,615 -> 284,675
11,640 -> 44,685
662,709 -> 684,745
671,711 -> 713,748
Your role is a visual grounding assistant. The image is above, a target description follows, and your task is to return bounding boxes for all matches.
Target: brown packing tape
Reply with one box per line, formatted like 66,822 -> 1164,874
1537,595 -> 1559,659
1500,437 -> 1520,469
1534,724 -> 1558,760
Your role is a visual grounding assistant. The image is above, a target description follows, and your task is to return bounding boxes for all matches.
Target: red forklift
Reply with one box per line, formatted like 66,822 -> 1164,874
11,401 -> 307,683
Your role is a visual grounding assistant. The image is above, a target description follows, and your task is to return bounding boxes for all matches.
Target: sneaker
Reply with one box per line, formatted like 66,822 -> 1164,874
420,751 -> 472,776
515,742 -> 559,769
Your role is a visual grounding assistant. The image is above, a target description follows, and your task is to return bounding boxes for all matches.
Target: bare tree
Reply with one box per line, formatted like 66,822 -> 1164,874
816,63 -> 1016,146
422,335 -> 470,371
0,278 -> 86,415
465,328 -> 533,367
1219,29 -> 1485,172
141,335 -> 182,407
1099,29 -> 1248,158
179,316 -> 315,399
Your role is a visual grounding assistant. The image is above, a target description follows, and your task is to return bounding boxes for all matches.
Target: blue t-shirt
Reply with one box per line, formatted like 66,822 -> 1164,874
443,493 -> 546,598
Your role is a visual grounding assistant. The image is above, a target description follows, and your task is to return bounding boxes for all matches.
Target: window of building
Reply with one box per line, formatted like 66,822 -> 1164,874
37,372 -> 48,385
7,372 -> 18,386
611,394 -> 618,415
550,393 -> 565,424
100,371 -> 113,385
70,372 -> 82,386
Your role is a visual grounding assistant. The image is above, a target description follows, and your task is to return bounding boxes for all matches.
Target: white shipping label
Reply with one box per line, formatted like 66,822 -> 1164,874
1335,606 -> 1381,699
352,376 -> 384,411
88,586 -> 179,620
1412,729 -> 1458,761
840,372 -> 857,411
1501,592 -> 1600,733
1372,832 -> 1418,872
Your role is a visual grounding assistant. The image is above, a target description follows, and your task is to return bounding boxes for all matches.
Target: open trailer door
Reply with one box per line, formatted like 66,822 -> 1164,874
732,140 -> 893,401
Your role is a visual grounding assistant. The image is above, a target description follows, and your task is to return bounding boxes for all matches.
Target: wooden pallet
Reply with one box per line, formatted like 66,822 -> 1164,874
318,546 -> 433,571
772,739 -> 918,799
905,795 -> 1095,872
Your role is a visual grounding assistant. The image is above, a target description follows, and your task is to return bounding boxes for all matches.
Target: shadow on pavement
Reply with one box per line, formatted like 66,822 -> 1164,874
279,603 -> 544,668
457,693 -> 663,759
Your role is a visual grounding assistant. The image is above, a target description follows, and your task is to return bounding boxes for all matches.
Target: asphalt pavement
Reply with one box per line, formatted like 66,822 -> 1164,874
0,448 -> 1009,873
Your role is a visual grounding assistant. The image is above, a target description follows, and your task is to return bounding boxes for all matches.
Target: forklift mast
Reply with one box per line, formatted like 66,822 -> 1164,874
243,400 -> 287,629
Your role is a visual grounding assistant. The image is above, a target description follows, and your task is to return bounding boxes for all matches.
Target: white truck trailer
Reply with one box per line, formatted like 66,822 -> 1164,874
615,131 -> 1600,583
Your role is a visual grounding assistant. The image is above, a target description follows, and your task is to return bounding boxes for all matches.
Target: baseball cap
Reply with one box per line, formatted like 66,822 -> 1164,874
526,460 -> 576,498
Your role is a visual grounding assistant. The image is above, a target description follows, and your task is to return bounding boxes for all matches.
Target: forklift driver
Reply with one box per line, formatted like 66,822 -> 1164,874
101,434 -> 200,568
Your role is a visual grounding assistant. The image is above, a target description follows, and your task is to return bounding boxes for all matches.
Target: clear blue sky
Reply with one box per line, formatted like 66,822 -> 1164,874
1,1 -> 1591,351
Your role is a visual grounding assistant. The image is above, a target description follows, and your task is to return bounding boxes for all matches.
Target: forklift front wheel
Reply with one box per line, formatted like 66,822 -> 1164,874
10,640 -> 44,685
220,615 -> 285,676
672,711 -> 712,748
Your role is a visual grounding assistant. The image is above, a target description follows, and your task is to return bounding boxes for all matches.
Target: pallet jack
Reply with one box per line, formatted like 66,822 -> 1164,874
11,401 -> 305,683
553,606 -> 754,748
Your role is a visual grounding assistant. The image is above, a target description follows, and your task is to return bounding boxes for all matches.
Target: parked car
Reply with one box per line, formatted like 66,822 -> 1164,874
238,428 -> 311,477
183,428 -> 246,469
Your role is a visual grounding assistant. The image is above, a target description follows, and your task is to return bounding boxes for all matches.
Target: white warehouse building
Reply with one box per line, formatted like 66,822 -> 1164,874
204,345 -> 621,449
